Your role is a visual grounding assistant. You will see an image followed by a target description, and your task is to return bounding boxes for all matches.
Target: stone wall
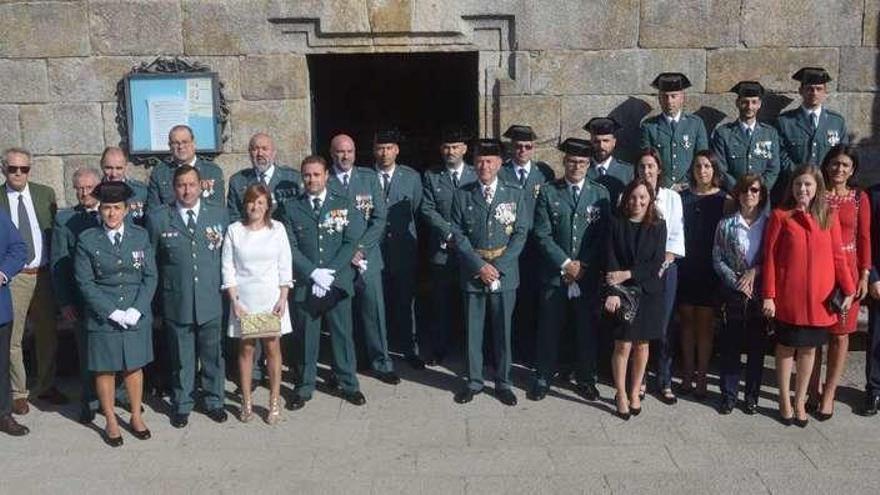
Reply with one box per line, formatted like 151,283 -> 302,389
0,0 -> 878,205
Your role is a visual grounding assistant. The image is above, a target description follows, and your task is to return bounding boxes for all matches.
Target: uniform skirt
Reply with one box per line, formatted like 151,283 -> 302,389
88,322 -> 154,372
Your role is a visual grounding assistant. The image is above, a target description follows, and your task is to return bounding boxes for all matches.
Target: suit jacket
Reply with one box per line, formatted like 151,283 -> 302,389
226,165 -> 302,222
145,203 -> 228,325
73,224 -> 157,333
532,178 -> 611,287
451,180 -> 528,292
0,210 -> 27,325
640,112 -> 709,187
377,165 -> 422,274
50,206 -> 100,308
280,189 -> 363,301
146,158 -> 226,211
0,181 -> 57,260
499,160 -> 555,224
328,166 -> 386,270
711,121 -> 781,191
421,164 -> 477,266
587,157 -> 633,206
124,178 -> 149,224
775,107 -> 848,170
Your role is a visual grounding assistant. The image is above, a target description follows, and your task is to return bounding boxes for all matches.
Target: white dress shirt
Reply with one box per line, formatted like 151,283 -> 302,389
592,156 -> 613,175
308,189 -> 328,209
104,223 -> 125,245
664,111 -> 683,125
176,199 -> 201,225
6,183 -> 45,269
655,187 -> 686,257
257,164 -> 275,184
333,166 -> 351,186
513,161 -> 532,182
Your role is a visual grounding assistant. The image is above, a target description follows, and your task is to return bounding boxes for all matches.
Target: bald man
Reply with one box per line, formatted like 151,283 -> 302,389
227,133 -> 302,222
100,147 -> 148,223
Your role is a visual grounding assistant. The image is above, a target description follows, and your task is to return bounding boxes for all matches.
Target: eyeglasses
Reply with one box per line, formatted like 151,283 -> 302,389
515,143 -> 533,150
741,186 -> 761,194
6,166 -> 30,174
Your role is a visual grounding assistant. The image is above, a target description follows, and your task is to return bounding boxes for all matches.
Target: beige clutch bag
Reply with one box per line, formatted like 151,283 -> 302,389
240,312 -> 282,339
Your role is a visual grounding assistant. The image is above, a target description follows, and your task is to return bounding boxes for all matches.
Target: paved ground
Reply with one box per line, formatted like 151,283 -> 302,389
4,345 -> 880,495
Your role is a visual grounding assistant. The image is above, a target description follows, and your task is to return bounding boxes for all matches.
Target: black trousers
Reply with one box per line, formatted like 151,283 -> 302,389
867,300 -> 880,397
0,321 -> 12,416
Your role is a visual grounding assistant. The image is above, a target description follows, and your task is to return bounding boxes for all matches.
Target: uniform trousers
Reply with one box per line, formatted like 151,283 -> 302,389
353,269 -> 393,373
534,285 -> 599,388
424,263 -> 462,360
9,269 -> 57,399
382,269 -> 419,359
166,317 -> 225,415
293,298 -> 359,399
464,290 -> 516,392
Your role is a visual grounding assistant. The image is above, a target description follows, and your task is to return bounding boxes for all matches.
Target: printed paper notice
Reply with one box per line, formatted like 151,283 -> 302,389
148,98 -> 189,151
187,78 -> 214,117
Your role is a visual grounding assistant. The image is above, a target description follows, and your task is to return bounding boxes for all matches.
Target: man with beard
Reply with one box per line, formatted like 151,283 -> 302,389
585,117 -> 633,204
227,133 -> 302,222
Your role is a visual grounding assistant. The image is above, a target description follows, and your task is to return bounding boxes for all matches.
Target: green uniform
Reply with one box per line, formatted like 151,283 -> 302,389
376,165 -> 423,359
640,113 -> 709,187
499,160 -> 553,365
145,202 -> 228,415
531,178 -> 610,389
711,121 -> 781,192
586,157 -> 633,205
73,225 -> 157,372
329,166 -> 393,373
281,189 -> 364,399
226,165 -> 302,222
420,164 -> 476,360
123,178 -> 149,224
451,180 -> 527,391
146,158 -> 226,210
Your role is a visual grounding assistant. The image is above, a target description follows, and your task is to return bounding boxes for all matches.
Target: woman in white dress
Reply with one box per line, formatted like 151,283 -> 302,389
221,183 -> 293,424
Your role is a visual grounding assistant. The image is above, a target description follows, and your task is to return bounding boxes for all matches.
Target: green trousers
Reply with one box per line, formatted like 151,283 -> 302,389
464,290 -> 516,392
166,317 -> 225,414
353,268 -> 393,373
293,297 -> 359,399
533,285 -> 599,388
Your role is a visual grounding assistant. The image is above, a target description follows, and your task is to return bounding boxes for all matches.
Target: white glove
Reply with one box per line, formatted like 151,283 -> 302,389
311,284 -> 328,298
567,282 -> 582,300
108,309 -> 129,329
310,268 -> 336,290
356,259 -> 368,274
489,279 -> 501,292
123,308 -> 142,327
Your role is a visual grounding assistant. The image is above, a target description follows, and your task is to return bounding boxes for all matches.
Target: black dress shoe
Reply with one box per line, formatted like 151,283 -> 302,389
374,371 -> 401,385
342,390 -> 366,406
170,413 -> 189,428
79,407 -> 96,425
814,411 -> 833,422
862,395 -> 879,416
574,383 -> 600,401
742,399 -> 758,415
615,409 -> 631,421
325,373 -> 339,389
405,355 -> 426,370
105,433 -> 123,447
454,388 -> 479,404
496,389 -> 517,406
425,354 -> 446,367
527,385 -> 548,401
718,400 -> 735,415
0,414 -> 29,436
131,428 -> 152,440
793,417 -> 809,428
778,413 -> 793,426
206,408 -> 228,423
287,395 -> 308,411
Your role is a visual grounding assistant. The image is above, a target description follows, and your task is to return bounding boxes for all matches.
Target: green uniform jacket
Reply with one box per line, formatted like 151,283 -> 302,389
145,203 -> 228,325
499,160 -> 555,225
50,206 -> 100,308
586,157 -> 633,205
451,180 -> 528,293
532,178 -> 611,287
329,166 -> 386,270
73,225 -> 157,333
640,113 -> 709,187
775,107 -> 848,170
711,121 -> 781,191
0,181 -> 57,255
421,164 -> 477,266
378,165 -> 422,274
146,158 -> 226,210
125,178 -> 148,224
280,189 -> 364,301
226,165 -> 302,222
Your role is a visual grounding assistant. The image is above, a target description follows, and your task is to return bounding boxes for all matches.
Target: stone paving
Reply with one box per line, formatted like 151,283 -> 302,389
3,348 -> 880,495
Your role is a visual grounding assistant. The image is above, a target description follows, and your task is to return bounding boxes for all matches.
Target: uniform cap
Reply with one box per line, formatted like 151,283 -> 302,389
650,72 -> 692,92
730,81 -> 765,98
92,181 -> 133,204
502,125 -> 537,142
440,126 -> 470,144
374,128 -> 402,144
472,138 -> 503,157
558,138 -> 592,158
792,67 -> 832,85
584,117 -> 622,136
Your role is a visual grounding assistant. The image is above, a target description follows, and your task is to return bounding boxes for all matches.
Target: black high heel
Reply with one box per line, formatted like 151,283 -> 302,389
615,394 -> 631,420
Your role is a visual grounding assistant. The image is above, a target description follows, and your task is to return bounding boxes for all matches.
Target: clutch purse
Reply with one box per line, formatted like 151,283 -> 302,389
605,284 -> 641,325
825,286 -> 846,315
239,312 -> 282,339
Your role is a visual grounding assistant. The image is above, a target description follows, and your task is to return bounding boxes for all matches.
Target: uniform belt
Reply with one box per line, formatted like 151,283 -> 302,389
475,247 -> 506,261
21,266 -> 48,275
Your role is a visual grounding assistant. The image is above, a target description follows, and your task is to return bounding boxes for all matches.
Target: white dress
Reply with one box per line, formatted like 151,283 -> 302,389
221,220 -> 294,337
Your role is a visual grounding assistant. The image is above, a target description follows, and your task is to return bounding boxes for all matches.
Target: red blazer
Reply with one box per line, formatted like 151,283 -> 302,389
763,208 -> 855,327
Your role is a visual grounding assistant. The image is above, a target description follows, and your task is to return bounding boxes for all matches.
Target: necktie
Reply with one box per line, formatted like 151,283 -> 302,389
382,173 -> 391,197
113,232 -> 122,247
312,197 -> 321,212
452,171 -> 460,188
599,167 -> 607,176
746,127 -> 753,139
518,169 -> 527,187
17,194 -> 35,264
342,174 -> 349,189
186,209 -> 196,233
259,172 -> 268,185
483,186 -> 493,204
670,118 -> 677,135
811,112 -> 819,130
571,185 -> 580,204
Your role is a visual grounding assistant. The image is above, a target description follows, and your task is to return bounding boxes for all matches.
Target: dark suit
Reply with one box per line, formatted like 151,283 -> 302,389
226,165 -> 302,222
0,211 -> 27,416
587,157 -> 633,206
146,158 -> 226,210
640,113 -> 709,188
866,185 -> 880,400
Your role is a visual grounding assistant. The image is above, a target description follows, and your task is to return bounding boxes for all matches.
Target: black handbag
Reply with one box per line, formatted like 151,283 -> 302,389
606,284 -> 641,324
825,286 -> 846,315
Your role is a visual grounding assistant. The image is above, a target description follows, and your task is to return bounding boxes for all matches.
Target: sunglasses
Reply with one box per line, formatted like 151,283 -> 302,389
515,143 -> 534,150
741,186 -> 761,194
6,166 -> 30,174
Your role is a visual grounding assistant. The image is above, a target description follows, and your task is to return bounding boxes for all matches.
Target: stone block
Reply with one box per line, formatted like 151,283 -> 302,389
47,57 -> 145,103
30,156 -> 66,207
102,103 -> 124,148
518,0 -> 639,50
826,93 -> 879,146
60,155 -> 102,207
531,49 -> 706,96
191,56 -> 242,101
0,105 -> 21,150
0,2 -> 89,57
368,0 -> 412,33
839,48 -> 880,92
498,95 -> 561,145
240,55 -> 308,100
228,99 -> 311,165
267,0 -> 373,34
0,60 -> 49,103
183,0 -> 280,55
742,0 -> 863,47
640,0 -> 740,48
21,104 -> 105,155
706,48 -> 839,93
411,0 -> 464,33
560,95 -> 653,157
213,153 -> 250,183
866,0 -> 880,46
89,1 -> 183,55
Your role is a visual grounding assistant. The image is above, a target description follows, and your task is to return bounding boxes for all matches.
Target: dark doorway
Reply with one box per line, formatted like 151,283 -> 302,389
308,52 -> 479,171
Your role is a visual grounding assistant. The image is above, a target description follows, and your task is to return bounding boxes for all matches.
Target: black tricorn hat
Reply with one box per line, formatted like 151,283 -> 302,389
374,128 -> 402,144
584,117 -> 622,136
558,138 -> 592,158
440,126 -> 470,144
93,181 -> 133,204
472,138 -> 503,157
651,72 -> 692,92
730,81 -> 765,98
502,125 -> 537,142
792,67 -> 832,85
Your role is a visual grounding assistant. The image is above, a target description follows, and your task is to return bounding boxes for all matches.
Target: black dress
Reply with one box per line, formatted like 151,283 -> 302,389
677,189 -> 726,306
605,215 -> 667,341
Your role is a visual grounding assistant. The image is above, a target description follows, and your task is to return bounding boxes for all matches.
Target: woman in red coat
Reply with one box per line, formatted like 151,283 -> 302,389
762,164 -> 855,427
807,146 -> 871,420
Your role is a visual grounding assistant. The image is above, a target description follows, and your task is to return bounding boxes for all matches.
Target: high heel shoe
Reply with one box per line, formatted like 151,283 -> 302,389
239,397 -> 253,423
266,396 -> 281,425
630,405 -> 642,416
104,431 -> 123,447
614,394 -> 631,421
